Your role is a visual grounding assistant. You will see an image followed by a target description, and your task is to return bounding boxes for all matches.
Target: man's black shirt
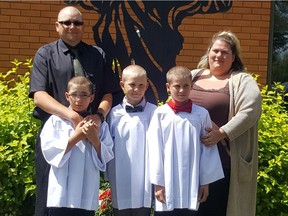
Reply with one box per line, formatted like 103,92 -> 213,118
29,39 -> 122,122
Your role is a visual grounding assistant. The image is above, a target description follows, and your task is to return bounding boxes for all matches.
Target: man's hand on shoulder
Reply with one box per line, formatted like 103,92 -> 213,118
68,109 -> 83,128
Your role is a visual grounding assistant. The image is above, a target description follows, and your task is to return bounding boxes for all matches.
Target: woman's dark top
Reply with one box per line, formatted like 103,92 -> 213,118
190,70 -> 231,169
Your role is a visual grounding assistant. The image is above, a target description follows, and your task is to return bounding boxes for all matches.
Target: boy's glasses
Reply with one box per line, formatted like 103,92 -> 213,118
68,93 -> 90,100
58,20 -> 84,27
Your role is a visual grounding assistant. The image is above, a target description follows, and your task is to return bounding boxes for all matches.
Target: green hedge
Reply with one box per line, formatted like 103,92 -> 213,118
0,59 -> 40,216
257,83 -> 288,215
0,60 -> 287,215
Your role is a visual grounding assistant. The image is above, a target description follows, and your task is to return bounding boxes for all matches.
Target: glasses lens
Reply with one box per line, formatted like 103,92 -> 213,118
58,21 -> 83,26
73,21 -> 84,26
69,93 -> 90,99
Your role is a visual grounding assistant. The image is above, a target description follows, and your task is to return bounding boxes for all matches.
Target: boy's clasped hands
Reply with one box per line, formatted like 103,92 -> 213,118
76,118 -> 99,143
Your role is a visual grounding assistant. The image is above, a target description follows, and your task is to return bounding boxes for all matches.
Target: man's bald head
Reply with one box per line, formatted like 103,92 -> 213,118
58,6 -> 82,22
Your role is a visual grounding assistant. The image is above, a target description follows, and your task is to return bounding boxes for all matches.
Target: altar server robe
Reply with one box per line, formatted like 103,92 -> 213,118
40,115 -> 114,211
148,104 -> 224,211
106,102 -> 157,209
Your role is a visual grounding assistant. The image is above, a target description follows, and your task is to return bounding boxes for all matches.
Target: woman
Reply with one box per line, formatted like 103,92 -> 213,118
189,31 -> 262,216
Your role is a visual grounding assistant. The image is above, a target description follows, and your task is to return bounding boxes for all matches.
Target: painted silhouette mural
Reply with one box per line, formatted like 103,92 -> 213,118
65,0 -> 232,104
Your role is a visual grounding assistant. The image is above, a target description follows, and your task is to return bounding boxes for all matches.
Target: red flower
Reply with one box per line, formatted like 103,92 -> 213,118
101,202 -> 107,210
99,189 -> 111,200
97,186 -> 113,216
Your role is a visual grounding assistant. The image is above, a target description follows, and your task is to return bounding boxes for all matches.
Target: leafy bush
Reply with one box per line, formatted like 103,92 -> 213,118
257,82 -> 288,215
0,59 -> 40,215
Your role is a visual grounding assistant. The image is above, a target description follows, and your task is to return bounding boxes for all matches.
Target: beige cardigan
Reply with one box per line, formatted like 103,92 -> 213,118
192,70 -> 262,216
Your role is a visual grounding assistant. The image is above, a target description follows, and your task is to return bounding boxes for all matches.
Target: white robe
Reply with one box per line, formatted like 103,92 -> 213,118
148,104 -> 224,211
106,102 -> 157,210
40,115 -> 114,211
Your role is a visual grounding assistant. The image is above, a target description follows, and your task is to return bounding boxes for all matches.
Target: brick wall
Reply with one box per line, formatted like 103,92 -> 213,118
177,1 -> 271,84
0,1 -> 270,84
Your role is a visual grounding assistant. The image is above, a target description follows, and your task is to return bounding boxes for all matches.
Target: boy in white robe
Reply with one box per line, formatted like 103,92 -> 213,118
148,66 -> 224,216
40,76 -> 114,216
106,65 -> 157,216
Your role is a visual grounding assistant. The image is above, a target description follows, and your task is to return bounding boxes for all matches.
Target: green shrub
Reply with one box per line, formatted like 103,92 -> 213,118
0,59 -> 40,216
257,82 -> 288,215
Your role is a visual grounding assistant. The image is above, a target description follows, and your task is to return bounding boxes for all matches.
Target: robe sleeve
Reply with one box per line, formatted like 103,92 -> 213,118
199,110 -> 224,185
40,116 -> 72,168
91,122 -> 114,172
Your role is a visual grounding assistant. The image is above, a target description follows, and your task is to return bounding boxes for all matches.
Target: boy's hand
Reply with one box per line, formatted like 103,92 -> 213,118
82,120 -> 99,141
155,185 -> 166,203
65,121 -> 85,153
84,114 -> 102,126
82,120 -> 102,159
73,121 -> 86,140
198,184 -> 209,203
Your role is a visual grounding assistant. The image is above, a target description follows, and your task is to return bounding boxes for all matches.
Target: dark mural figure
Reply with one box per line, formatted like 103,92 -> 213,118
65,0 -> 232,104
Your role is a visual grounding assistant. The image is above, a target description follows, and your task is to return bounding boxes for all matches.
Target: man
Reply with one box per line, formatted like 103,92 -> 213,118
29,6 -> 123,216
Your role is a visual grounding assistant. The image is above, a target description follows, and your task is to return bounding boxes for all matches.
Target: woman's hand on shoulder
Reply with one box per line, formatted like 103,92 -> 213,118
201,127 -> 227,147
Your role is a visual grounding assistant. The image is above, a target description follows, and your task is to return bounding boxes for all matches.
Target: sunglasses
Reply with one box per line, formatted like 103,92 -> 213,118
58,20 -> 84,26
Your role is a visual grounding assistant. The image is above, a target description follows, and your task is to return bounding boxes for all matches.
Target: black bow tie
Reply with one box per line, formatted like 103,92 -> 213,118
125,105 -> 143,113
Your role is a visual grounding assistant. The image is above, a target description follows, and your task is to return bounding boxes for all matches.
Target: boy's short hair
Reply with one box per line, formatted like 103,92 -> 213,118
122,65 -> 147,82
166,66 -> 192,83
67,76 -> 93,94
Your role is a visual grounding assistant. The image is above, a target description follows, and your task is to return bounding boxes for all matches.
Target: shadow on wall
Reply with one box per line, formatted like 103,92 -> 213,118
65,0 -> 232,104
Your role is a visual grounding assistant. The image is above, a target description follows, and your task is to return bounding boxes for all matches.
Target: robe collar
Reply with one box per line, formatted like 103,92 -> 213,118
122,97 -> 146,113
167,99 -> 192,114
